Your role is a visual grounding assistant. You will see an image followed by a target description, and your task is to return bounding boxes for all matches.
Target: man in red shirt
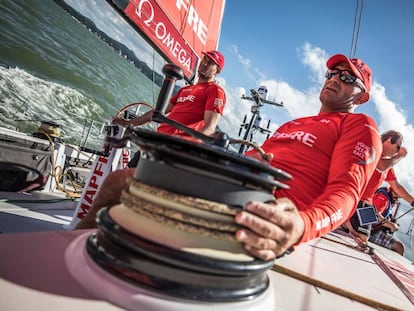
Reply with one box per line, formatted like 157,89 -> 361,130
343,130 -> 414,242
357,131 -> 411,206
75,50 -> 226,229
235,54 -> 382,260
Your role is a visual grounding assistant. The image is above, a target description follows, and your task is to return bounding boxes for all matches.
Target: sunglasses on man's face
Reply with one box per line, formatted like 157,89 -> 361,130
390,136 -> 402,152
325,69 -> 366,92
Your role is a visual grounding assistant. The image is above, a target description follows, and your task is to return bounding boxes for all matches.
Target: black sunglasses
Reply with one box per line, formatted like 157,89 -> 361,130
390,135 -> 401,152
325,69 -> 366,92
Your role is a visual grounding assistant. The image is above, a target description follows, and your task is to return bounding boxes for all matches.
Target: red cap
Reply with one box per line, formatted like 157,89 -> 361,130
202,50 -> 225,71
327,54 -> 372,101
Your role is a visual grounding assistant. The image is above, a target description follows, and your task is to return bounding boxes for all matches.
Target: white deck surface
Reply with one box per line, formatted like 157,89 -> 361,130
0,190 -> 413,310
0,190 -> 77,233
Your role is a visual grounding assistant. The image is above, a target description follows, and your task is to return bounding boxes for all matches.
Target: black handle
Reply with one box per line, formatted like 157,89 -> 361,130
153,64 -> 184,114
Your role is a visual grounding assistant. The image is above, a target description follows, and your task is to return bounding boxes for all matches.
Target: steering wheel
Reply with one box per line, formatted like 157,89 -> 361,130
79,102 -> 155,156
113,102 -> 154,122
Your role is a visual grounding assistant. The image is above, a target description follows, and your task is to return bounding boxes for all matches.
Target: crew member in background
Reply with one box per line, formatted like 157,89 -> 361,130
343,130 -> 414,242
75,50 -> 226,229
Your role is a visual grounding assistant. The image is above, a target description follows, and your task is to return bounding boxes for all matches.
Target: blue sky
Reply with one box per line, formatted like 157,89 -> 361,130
214,0 -> 414,195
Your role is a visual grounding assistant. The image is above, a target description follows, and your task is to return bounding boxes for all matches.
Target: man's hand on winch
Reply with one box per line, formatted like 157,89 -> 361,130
247,150 -> 274,163
235,198 -> 304,261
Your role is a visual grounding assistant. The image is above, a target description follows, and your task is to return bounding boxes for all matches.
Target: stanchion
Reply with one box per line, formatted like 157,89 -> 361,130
64,125 -> 126,230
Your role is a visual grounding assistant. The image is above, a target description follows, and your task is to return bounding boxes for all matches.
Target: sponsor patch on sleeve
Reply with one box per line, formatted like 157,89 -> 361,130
353,141 -> 376,165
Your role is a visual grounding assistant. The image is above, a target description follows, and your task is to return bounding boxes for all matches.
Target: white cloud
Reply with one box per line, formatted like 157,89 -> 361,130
220,44 -> 414,194
297,43 -> 329,85
216,78 -> 251,138
230,45 -> 266,82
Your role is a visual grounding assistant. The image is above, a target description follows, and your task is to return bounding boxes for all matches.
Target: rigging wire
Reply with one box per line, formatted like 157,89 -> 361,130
349,0 -> 365,58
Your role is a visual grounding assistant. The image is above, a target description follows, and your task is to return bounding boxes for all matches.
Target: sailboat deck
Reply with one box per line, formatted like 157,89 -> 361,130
0,190 -> 413,310
0,191 -> 77,233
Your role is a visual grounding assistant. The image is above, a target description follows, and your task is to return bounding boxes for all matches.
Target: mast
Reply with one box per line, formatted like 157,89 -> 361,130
238,86 -> 284,154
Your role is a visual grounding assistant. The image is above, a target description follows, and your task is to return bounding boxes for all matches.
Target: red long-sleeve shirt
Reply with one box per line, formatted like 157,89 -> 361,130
250,112 -> 382,244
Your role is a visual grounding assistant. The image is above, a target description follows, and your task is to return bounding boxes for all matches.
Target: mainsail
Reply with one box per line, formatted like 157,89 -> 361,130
111,0 -> 226,82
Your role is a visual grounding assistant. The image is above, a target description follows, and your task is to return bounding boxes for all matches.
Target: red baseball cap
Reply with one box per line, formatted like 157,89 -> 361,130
202,50 -> 225,71
327,54 -> 372,102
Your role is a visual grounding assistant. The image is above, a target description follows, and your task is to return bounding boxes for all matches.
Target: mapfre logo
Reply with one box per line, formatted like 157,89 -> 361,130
272,131 -> 317,147
353,141 -> 376,165
177,95 -> 196,103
